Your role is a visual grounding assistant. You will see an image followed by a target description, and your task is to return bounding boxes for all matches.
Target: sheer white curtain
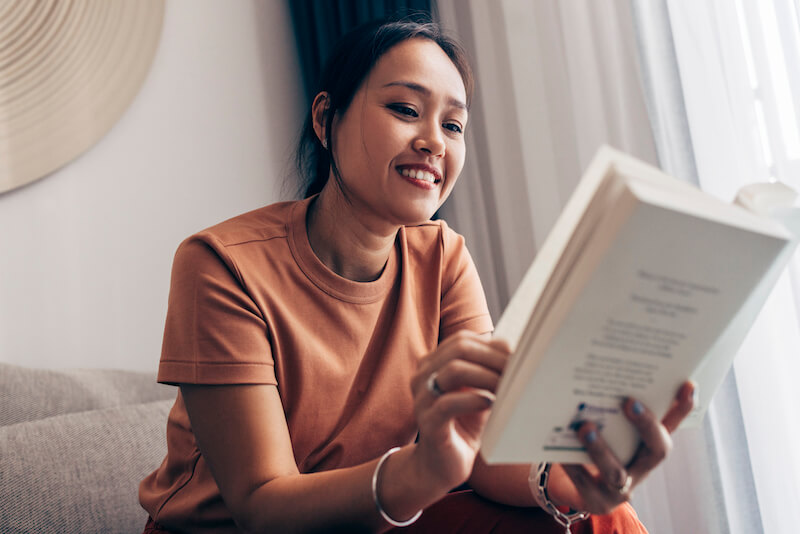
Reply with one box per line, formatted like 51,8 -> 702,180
657,1 -> 800,532
438,0 -> 800,532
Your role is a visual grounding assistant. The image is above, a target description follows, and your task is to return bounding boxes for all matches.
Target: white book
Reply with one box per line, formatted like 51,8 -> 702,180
481,146 -> 799,465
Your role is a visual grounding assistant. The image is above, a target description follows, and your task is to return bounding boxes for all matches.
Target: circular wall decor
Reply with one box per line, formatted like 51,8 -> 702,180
0,0 -> 165,194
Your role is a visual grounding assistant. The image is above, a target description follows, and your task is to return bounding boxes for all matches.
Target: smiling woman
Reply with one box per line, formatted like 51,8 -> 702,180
137,19 -> 690,533
306,37 -> 468,279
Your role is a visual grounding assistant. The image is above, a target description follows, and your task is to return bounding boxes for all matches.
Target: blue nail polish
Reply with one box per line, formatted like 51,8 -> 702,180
585,430 -> 598,444
632,401 -> 644,415
569,420 -> 585,432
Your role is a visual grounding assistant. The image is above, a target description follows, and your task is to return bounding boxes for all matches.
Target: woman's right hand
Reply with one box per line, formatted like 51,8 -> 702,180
408,330 -> 511,492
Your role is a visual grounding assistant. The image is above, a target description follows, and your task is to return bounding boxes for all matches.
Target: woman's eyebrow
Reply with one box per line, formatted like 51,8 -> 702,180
382,80 -> 467,111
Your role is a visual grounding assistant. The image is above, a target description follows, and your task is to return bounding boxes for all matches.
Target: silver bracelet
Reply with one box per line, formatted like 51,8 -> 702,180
372,447 -> 423,527
529,462 -> 590,534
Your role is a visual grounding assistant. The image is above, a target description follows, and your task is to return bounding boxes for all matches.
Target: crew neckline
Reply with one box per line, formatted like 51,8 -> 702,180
287,196 -> 400,304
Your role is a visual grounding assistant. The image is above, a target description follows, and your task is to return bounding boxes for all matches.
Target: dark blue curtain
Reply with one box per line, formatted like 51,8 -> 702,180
288,0 -> 435,105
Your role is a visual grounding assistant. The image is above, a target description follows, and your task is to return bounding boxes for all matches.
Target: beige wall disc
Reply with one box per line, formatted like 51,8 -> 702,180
0,0 -> 165,194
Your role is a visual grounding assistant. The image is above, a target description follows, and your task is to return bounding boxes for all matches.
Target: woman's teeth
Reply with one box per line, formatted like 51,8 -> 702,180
400,168 -> 436,183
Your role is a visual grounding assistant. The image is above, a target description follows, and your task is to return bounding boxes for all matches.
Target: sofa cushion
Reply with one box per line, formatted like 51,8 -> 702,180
0,363 -> 174,425
0,399 -> 172,534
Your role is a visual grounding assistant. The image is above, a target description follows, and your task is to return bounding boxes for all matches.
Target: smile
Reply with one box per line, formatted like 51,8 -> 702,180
400,168 -> 437,183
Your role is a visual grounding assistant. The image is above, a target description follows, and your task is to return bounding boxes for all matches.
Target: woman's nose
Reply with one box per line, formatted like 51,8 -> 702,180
412,123 -> 445,157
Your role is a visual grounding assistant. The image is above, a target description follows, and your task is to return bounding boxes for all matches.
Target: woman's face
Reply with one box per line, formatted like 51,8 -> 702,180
327,38 -> 468,228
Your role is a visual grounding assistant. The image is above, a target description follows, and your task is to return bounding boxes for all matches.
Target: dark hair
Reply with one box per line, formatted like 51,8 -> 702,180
294,19 -> 474,199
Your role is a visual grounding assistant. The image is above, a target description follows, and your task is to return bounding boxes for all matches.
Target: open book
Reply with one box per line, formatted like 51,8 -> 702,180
481,146 -> 800,465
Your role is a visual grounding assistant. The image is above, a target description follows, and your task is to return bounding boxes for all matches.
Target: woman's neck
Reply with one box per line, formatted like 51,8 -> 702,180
306,185 -> 399,282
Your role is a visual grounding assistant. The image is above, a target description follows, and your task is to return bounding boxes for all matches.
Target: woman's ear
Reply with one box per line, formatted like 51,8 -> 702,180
311,92 -> 330,149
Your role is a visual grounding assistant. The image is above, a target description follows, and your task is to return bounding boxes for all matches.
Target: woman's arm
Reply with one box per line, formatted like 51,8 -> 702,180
181,383 -> 446,533
181,331 -> 510,533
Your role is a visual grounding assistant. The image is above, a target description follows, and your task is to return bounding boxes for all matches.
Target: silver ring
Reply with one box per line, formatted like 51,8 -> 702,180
426,372 -> 444,397
616,475 -> 633,496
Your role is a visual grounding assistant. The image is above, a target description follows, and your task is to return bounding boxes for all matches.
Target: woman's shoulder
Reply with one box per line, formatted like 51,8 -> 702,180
165,200 -> 306,287
172,199 -> 307,254
168,199 -> 305,272
193,200 -> 298,247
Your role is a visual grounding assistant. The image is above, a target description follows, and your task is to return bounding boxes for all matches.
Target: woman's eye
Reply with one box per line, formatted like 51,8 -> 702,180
388,104 -> 418,117
444,122 -> 463,134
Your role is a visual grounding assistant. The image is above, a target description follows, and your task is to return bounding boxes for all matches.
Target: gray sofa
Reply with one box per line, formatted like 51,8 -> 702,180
0,363 -> 176,533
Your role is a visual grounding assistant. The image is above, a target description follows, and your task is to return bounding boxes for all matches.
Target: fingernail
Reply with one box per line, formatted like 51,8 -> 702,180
569,420 -> 585,432
692,386 -> 699,406
632,401 -> 644,415
585,430 -> 598,444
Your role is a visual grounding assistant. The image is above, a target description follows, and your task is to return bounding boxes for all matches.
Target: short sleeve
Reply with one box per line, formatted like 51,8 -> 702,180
157,235 -> 277,385
439,222 -> 494,340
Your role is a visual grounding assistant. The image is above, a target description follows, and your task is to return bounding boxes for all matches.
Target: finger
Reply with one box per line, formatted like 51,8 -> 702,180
413,332 -> 509,390
576,422 -> 630,495
432,359 -> 503,395
560,464 -> 621,515
413,369 -> 498,410
431,331 -> 510,372
661,381 -> 696,433
487,337 -> 511,354
422,390 -> 495,425
414,372 -> 444,407
623,398 -> 673,476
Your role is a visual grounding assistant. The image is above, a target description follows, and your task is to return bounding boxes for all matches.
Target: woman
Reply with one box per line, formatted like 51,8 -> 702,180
140,19 -> 694,533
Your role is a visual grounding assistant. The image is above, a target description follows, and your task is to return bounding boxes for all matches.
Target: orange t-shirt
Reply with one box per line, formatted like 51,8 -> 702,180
139,196 -> 493,531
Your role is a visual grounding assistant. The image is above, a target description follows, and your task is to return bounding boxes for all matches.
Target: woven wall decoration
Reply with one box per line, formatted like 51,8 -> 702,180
0,0 -> 165,194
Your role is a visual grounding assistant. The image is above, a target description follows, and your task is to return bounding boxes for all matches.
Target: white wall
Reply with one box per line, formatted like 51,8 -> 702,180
0,0 -> 305,372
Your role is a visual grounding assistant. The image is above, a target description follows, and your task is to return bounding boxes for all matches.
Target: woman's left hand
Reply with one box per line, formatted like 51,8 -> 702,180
546,381 -> 696,514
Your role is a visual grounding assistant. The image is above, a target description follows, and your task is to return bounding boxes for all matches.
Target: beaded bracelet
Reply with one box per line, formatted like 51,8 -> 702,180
372,447 -> 423,527
528,462 -> 590,534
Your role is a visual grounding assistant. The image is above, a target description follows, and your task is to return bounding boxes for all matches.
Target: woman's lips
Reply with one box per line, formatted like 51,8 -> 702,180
396,164 -> 442,191
397,167 -> 439,190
